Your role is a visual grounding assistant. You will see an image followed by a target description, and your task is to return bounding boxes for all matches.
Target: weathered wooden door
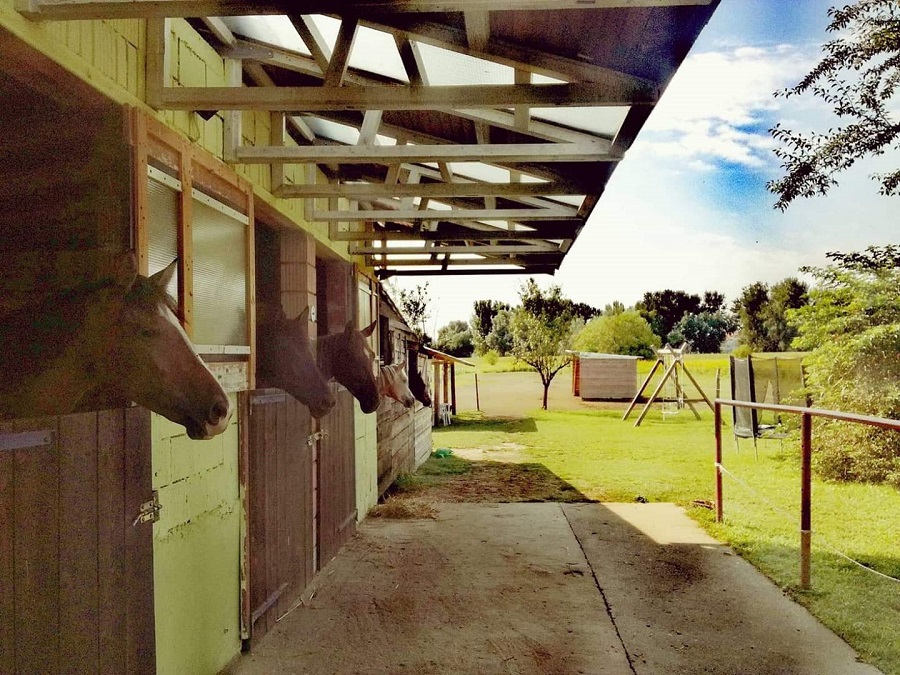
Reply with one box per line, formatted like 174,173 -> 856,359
0,407 -> 155,675
246,389 -> 315,643
317,385 -> 357,568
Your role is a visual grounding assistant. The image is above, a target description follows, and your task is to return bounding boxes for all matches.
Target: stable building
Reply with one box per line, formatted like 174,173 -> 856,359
0,2 -> 721,673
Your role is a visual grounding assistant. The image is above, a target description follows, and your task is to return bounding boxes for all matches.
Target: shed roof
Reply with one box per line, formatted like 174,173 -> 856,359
20,1 -> 721,277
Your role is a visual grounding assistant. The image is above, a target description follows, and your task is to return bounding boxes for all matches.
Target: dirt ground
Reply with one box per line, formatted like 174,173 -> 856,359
226,502 -> 879,675
454,369 -> 628,417
224,375 -> 881,675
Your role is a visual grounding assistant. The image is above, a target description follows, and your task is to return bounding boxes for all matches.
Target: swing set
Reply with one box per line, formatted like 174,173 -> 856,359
622,343 -> 714,427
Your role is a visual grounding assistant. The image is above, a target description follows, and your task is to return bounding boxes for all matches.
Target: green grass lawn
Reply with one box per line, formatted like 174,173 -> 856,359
432,406 -> 900,675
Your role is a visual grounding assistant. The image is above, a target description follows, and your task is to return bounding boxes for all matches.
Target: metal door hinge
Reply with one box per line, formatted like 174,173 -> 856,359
307,430 -> 329,446
132,490 -> 161,526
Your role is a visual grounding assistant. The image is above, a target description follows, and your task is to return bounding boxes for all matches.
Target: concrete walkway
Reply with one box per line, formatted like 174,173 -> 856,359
225,503 -> 881,675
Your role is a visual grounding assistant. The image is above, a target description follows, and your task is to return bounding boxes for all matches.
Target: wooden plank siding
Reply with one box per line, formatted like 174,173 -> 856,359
247,390 -> 315,643
317,385 -> 357,568
0,407 -> 155,675
377,396 -> 433,497
577,357 -> 638,400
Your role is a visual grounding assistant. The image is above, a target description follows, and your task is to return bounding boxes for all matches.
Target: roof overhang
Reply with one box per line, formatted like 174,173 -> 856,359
20,0 -> 721,277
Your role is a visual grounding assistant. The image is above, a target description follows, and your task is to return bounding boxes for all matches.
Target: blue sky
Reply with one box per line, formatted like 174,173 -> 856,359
394,0 -> 898,331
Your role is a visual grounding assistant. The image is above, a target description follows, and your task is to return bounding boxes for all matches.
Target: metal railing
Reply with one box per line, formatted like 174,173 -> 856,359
714,399 -> 900,589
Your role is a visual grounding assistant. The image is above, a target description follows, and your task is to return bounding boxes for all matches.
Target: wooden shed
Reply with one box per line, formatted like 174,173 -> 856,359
571,352 -> 640,401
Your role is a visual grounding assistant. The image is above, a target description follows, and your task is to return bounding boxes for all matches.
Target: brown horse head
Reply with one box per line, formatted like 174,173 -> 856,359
318,320 -> 381,414
408,352 -> 432,407
108,261 -> 233,440
257,305 -> 335,418
379,361 -> 416,408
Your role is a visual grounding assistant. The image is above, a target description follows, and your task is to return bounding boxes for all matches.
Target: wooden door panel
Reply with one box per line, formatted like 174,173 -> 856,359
0,408 -> 155,675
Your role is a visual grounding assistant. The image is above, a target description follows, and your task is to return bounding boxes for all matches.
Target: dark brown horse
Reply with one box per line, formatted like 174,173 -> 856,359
256,304 -> 335,418
408,350 -> 432,407
317,321 -> 381,414
0,258 -> 232,440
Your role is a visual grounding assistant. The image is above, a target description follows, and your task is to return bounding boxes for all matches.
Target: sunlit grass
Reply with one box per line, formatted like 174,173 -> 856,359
434,407 -> 900,674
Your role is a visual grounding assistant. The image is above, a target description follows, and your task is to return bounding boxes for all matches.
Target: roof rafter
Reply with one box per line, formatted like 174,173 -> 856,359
18,0 -> 714,20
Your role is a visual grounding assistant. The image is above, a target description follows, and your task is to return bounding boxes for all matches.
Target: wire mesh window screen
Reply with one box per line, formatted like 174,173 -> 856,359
147,176 -> 179,304
191,196 -> 248,346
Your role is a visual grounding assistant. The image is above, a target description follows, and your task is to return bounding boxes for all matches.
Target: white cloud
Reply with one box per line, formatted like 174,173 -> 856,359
638,44 -> 818,171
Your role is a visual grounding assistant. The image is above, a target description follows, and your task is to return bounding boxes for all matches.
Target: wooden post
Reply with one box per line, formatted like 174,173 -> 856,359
432,361 -> 442,426
450,364 -> 457,415
800,412 -> 812,589
442,363 -> 450,417
715,401 -> 723,523
475,373 -> 480,412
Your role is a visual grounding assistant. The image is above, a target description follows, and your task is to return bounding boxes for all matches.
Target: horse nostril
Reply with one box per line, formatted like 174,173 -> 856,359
211,401 -> 229,423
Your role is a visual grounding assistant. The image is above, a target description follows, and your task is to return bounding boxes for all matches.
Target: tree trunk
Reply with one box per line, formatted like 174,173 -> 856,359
542,382 -> 549,410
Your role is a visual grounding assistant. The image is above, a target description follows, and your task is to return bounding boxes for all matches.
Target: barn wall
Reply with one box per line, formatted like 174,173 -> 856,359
150,395 -> 242,675
0,4 -> 355,263
355,402 -> 379,520
376,400 -> 415,497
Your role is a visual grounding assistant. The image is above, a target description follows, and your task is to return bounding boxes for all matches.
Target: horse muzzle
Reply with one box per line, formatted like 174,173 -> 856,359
186,399 -> 233,440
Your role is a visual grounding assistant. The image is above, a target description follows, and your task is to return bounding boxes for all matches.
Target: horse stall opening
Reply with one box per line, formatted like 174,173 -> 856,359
0,37 -> 156,675
247,220 -> 319,644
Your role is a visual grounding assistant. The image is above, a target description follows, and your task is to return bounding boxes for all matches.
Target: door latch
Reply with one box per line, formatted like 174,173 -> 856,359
307,430 -> 329,446
132,490 -> 161,526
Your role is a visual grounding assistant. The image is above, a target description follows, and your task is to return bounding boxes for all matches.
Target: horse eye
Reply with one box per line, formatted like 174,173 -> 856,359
141,328 -> 156,339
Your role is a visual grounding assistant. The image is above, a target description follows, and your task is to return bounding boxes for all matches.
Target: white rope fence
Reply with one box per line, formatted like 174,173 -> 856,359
716,462 -> 900,585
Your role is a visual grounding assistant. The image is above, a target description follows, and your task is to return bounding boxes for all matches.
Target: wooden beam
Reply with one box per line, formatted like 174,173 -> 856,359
368,255 -> 561,266
330,224 -> 578,240
289,14 -> 331,72
234,141 -> 619,164
377,266 -> 557,277
145,17 -> 169,109
201,16 -> 235,46
357,110 -> 383,145
313,207 -> 578,221
275,180 -> 583,199
157,81 -> 657,111
464,11 -> 490,51
395,36 -> 427,86
323,17 -> 358,87
351,243 -> 557,255
19,1 -> 714,20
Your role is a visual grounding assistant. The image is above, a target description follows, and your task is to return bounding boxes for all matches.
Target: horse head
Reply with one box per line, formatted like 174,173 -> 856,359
408,352 -> 432,407
257,305 -> 335,418
319,320 -> 381,414
109,261 -> 233,440
379,361 -> 416,408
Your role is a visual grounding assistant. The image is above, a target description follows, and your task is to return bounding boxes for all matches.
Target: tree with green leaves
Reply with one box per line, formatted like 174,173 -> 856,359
733,278 -> 807,352
484,308 -> 514,356
789,245 -> 900,486
394,282 -> 431,344
471,299 -> 510,355
636,289 -> 702,344
768,1 -> 900,210
667,311 -> 735,354
510,281 -> 579,410
434,320 -> 474,357
573,310 -> 659,358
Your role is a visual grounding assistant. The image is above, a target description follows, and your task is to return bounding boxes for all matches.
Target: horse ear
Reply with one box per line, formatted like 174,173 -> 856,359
150,259 -> 178,290
293,306 -> 310,323
361,320 -> 377,338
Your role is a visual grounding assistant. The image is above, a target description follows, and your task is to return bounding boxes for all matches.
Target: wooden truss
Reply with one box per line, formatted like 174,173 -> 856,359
18,0 -> 720,276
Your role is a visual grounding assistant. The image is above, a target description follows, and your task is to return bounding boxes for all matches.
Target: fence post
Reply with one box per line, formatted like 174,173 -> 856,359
715,401 -> 723,523
800,412 -> 812,589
